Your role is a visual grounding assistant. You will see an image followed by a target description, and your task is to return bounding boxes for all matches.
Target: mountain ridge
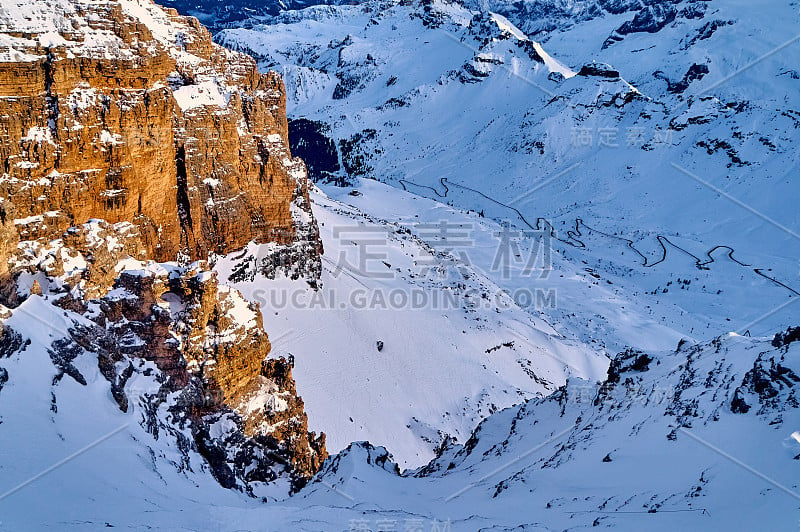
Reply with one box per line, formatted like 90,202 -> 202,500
0,0 -> 328,494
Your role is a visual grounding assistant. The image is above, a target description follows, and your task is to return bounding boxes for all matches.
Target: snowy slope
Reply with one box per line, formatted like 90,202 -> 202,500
0,296 -> 266,530
2,298 -> 797,530
215,183 -> 610,467
217,173 -> 794,470
292,331 -> 800,531
217,0 -> 800,347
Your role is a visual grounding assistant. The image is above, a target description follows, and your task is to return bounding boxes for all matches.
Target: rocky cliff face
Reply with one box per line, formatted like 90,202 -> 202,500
0,0 -> 326,491
0,0 -> 308,271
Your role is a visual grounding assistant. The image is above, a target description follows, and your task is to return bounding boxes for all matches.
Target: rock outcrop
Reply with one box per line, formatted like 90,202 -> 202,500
0,0 -> 326,490
70,261 -> 327,488
0,0 -> 309,268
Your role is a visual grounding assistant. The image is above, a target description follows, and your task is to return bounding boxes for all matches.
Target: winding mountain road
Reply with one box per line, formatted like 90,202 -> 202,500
399,176 -> 800,297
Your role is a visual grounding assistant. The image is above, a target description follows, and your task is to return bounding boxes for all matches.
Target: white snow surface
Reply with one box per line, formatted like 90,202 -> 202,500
173,79 -> 232,110
216,183 -> 610,467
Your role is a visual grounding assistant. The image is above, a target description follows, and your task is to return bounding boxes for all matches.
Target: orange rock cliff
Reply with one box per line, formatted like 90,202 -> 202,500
0,0 -> 308,266
0,0 -> 326,489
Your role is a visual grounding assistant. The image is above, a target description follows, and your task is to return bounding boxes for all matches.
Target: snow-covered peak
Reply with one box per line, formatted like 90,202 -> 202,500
0,0 -> 200,63
0,0 -> 182,40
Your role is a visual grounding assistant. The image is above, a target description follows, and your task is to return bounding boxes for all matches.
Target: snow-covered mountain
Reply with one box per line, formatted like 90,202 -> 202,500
0,0 -> 798,529
217,0 -> 800,344
297,329 -> 800,530
156,0 -> 352,29
215,181 -> 611,467
2,293 -> 798,529
214,0 -> 800,527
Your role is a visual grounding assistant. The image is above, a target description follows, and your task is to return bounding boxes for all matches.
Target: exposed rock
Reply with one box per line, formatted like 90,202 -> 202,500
0,198 -> 18,301
772,326 -> 800,349
68,262 -> 326,488
602,3 -> 677,47
223,189 -> 323,287
0,0 -> 326,491
48,336 -> 87,386
578,63 -> 621,80
0,0 -> 312,271
605,348 -> 653,384
8,219 -> 149,304
616,4 -> 677,35
0,323 -> 27,358
731,351 -> 800,415
662,63 -> 710,94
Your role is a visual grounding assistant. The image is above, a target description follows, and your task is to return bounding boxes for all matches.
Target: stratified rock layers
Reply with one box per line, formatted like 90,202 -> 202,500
0,0 -> 304,266
0,0 -> 326,487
